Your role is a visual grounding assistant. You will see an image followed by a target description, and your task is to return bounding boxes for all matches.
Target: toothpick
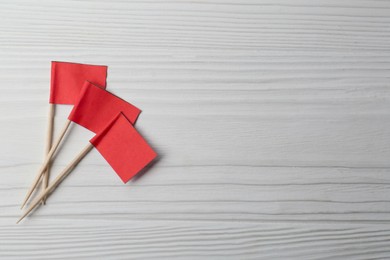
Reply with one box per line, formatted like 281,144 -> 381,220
41,103 -> 55,205
17,143 -> 93,224
21,119 -> 72,209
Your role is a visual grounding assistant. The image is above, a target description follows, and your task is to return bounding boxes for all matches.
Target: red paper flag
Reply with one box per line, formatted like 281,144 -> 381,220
68,81 -> 141,133
90,113 -> 157,183
50,61 -> 108,104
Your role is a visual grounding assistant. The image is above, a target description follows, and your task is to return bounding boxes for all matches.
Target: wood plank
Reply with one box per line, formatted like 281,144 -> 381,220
2,165 -> 390,222
1,220 -> 390,259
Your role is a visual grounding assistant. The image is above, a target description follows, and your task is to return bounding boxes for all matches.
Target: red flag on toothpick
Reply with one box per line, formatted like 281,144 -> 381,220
90,112 -> 157,183
68,81 -> 141,133
38,61 -> 108,204
50,61 -> 108,104
24,61 -> 107,207
18,113 -> 157,223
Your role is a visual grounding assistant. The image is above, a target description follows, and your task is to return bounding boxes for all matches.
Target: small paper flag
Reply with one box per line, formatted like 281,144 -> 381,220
68,81 -> 141,133
50,61 -> 108,104
90,113 -> 157,183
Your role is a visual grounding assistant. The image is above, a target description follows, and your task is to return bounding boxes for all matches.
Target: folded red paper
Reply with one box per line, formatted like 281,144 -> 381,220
90,113 -> 157,183
68,81 -> 141,133
50,61 -> 108,104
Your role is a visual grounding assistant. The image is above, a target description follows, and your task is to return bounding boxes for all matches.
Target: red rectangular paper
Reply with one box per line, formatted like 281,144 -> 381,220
90,113 -> 157,183
50,61 -> 108,104
68,81 -> 141,133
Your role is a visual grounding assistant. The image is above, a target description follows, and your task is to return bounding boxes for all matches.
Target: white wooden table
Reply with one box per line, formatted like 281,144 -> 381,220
1,0 -> 390,259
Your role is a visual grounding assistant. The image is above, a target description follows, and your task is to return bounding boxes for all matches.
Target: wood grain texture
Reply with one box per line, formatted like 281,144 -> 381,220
1,0 -> 390,258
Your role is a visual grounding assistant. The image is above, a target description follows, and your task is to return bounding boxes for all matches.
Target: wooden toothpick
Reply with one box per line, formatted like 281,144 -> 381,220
17,143 -> 93,224
41,103 -> 55,205
21,119 -> 72,209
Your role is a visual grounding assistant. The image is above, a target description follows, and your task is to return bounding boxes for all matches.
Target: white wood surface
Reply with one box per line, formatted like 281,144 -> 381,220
1,0 -> 390,259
